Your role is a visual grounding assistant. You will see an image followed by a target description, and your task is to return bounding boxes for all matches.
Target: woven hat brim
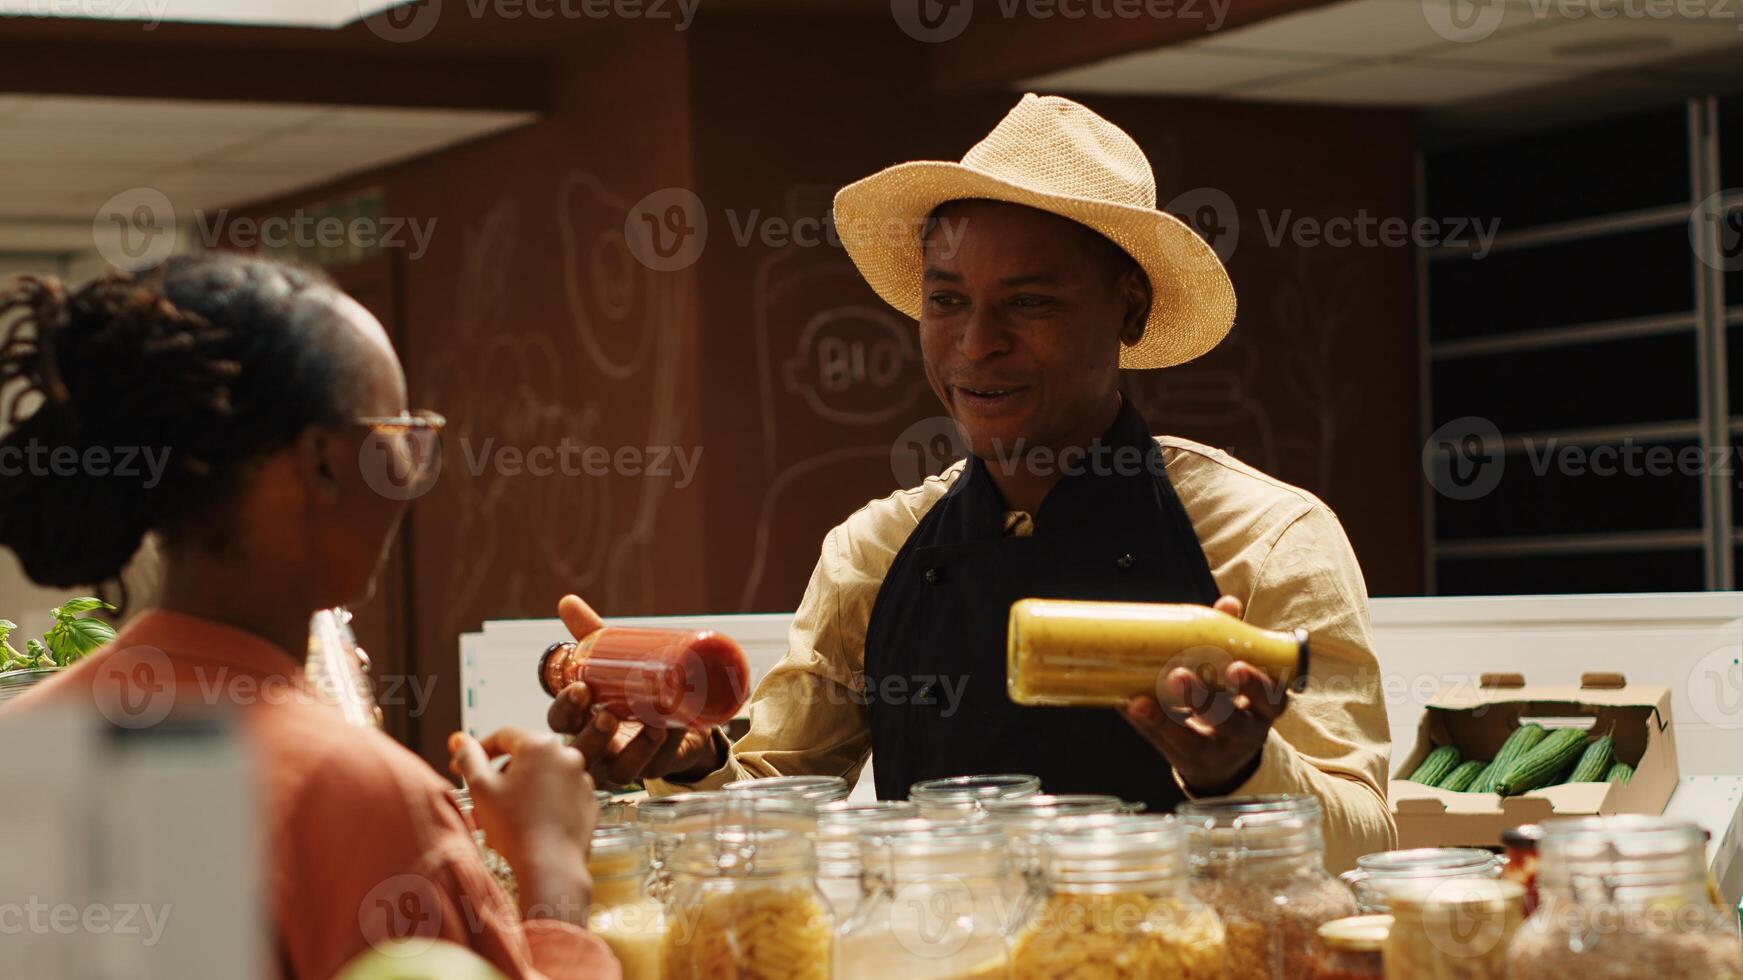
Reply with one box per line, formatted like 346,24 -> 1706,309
833,161 -> 1236,370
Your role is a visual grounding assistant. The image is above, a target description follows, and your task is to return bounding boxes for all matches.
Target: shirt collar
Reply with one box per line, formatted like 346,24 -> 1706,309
115,608 -> 304,682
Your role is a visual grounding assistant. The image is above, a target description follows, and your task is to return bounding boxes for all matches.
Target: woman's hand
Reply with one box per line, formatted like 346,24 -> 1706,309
449,726 -> 597,923
1119,595 -> 1290,797
545,594 -> 724,789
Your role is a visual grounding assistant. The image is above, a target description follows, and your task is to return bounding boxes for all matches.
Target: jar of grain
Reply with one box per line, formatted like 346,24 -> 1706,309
835,819 -> 1017,980
1012,815 -> 1228,978
1506,816 -> 1743,980
1176,794 -> 1358,980
909,773 -> 1041,820
1311,914 -> 1390,980
1383,878 -> 1522,980
586,824 -> 665,980
813,799 -> 920,920
662,826 -> 833,980
1340,847 -> 1504,913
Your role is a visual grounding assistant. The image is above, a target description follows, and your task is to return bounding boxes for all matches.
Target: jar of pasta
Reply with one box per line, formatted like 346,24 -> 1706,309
1176,795 -> 1357,980
1340,847 -> 1504,913
637,792 -> 814,903
662,826 -> 833,980
724,774 -> 852,805
1383,878 -> 1521,980
1012,815 -> 1228,978
982,794 -> 1133,896
587,824 -> 666,980
814,800 -> 920,920
909,773 -> 1041,820
1311,914 -> 1389,980
835,819 -> 1017,979
1506,816 -> 1743,980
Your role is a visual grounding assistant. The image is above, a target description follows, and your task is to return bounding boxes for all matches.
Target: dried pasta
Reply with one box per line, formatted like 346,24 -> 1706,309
662,884 -> 831,980
1012,892 -> 1228,979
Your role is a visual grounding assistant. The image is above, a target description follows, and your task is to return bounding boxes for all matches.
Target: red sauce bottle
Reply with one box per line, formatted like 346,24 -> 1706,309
539,627 -> 750,730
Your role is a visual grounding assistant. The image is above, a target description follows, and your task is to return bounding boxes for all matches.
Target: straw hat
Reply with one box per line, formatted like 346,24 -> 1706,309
833,93 -> 1235,371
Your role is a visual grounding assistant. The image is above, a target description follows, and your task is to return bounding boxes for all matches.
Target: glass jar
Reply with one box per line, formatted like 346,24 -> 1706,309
1312,914 -> 1390,980
909,773 -> 1041,820
597,789 -> 634,825
1177,794 -> 1358,980
448,786 -> 518,906
813,800 -> 920,920
586,824 -> 665,980
836,820 -> 1018,979
1506,816 -> 1743,980
662,826 -> 833,979
982,794 -> 1134,895
637,792 -> 815,903
1383,878 -> 1522,980
1012,814 -> 1228,978
724,774 -> 852,805
1340,847 -> 1505,913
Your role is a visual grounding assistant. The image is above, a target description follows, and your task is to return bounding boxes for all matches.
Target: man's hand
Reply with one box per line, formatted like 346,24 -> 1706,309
449,726 -> 596,923
545,594 -> 725,789
1119,595 -> 1290,797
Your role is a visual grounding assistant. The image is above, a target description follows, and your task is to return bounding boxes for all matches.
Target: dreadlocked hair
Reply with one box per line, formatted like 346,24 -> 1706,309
0,253 -> 353,589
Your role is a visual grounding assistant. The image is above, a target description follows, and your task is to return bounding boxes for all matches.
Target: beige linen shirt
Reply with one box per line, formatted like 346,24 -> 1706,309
652,435 -> 1397,872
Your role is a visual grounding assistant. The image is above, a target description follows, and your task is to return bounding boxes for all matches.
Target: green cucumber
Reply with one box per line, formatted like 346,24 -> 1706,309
1605,761 -> 1634,785
1476,724 -> 1548,794
1408,745 -> 1462,785
1494,728 -> 1589,796
1438,759 -> 1487,792
1565,734 -> 1615,783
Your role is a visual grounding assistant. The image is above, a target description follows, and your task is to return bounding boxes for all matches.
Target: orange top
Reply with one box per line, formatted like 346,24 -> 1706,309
6,609 -> 620,980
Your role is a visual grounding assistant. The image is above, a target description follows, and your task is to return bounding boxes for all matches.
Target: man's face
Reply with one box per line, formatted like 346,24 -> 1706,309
919,199 -> 1145,460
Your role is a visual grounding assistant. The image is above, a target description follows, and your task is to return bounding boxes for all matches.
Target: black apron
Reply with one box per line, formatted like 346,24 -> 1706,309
862,400 -> 1219,813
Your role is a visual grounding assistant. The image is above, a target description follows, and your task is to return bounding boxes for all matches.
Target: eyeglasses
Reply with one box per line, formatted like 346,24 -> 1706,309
351,410 -> 445,491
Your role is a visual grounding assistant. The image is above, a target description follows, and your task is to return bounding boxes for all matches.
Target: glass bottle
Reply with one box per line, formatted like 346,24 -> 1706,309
1011,814 -> 1229,977
662,826 -> 833,980
1176,794 -> 1358,980
836,820 -> 1018,980
1006,598 -> 1309,708
1383,878 -> 1522,980
1311,914 -> 1389,980
586,823 -> 665,980
539,626 -> 750,729
724,774 -> 852,805
1339,847 -> 1504,913
909,773 -> 1041,820
813,800 -> 920,920
1506,816 -> 1743,979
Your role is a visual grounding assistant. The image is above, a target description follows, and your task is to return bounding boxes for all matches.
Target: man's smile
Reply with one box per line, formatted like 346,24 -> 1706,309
951,382 -> 1033,416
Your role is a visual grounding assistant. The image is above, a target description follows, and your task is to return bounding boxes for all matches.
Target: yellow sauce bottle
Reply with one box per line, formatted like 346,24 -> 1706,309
1007,599 -> 1309,708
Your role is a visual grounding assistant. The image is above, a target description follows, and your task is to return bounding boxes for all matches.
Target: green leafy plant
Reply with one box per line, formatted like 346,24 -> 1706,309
0,598 -> 117,674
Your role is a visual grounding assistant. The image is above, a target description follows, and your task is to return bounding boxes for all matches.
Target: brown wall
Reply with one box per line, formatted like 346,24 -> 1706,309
233,15 -> 1423,764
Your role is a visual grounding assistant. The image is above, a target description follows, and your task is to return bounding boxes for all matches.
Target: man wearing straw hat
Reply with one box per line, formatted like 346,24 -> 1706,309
550,94 -> 1396,870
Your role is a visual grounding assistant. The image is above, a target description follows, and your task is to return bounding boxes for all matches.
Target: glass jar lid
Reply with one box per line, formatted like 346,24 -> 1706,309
1535,816 -> 1707,899
635,790 -> 730,827
858,819 -> 1011,881
1175,794 -> 1325,863
1385,878 -> 1525,918
816,800 -> 920,825
588,823 -> 650,879
1038,815 -> 1187,887
1318,914 -> 1392,952
724,774 -> 851,803
981,794 -> 1132,829
667,826 -> 817,879
909,773 -> 1041,814
639,792 -> 816,835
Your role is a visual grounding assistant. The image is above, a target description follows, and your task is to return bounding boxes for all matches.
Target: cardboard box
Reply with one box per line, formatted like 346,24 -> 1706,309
1389,672 -> 1678,849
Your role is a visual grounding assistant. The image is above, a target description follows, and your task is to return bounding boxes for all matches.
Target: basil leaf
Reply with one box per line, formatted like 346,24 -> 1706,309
51,598 -> 113,621
60,617 -> 117,659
